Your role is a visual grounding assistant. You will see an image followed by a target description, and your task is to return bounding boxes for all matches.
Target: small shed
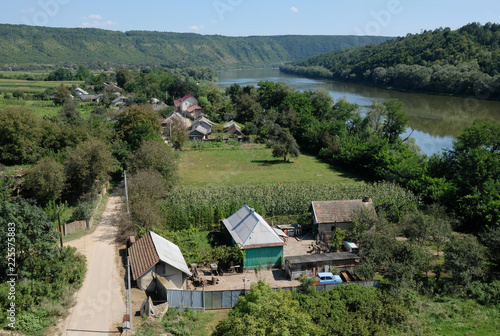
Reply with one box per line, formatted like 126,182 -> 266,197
128,231 -> 192,291
311,198 -> 375,235
222,205 -> 285,268
285,252 -> 360,279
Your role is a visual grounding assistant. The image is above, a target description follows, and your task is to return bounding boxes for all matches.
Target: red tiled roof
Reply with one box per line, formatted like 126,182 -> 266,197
174,94 -> 194,106
128,233 -> 159,281
186,105 -> 203,113
311,200 -> 375,224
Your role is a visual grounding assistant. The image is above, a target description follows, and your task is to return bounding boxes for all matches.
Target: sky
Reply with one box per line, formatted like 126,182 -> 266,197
0,0 -> 499,37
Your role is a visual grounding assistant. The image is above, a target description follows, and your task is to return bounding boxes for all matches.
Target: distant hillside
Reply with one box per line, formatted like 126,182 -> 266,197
281,22 -> 500,100
0,24 -> 391,70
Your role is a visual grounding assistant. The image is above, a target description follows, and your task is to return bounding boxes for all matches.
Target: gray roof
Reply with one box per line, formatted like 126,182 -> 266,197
189,125 -> 210,136
222,205 -> 284,249
129,231 -> 191,280
150,232 -> 192,276
286,252 -> 360,264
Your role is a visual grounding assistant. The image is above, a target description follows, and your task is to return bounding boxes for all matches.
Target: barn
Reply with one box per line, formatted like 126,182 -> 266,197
222,205 -> 285,268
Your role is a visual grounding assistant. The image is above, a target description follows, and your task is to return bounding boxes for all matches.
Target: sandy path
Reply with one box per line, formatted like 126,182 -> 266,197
59,188 -> 126,335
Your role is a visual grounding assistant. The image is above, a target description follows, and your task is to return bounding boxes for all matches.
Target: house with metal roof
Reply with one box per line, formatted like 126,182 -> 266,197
310,197 -> 375,236
222,205 -> 285,268
128,231 -> 192,291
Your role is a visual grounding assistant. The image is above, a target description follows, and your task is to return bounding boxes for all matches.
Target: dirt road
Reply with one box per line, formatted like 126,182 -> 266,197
59,188 -> 126,335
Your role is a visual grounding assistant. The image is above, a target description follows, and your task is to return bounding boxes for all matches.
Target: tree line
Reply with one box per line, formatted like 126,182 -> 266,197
0,24 -> 391,70
281,22 -> 500,100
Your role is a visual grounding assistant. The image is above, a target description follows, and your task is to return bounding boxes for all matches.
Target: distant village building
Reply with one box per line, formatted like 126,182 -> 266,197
128,231 -> 192,291
174,94 -> 198,113
223,120 -> 243,135
187,116 -> 215,141
112,95 -> 128,106
222,205 -> 285,268
74,87 -> 89,96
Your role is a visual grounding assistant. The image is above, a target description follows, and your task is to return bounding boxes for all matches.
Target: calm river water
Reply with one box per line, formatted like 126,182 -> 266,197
217,68 -> 500,155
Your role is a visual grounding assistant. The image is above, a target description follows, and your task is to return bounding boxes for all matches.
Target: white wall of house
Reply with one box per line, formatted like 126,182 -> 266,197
180,97 -> 198,112
136,262 -> 187,291
137,269 -> 156,292
156,262 -> 187,290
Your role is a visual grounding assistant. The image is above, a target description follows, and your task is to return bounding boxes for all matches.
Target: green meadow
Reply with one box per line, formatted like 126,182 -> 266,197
178,143 -> 360,187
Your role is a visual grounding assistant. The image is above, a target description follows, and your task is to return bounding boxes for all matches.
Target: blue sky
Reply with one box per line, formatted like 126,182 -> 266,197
1,0 -> 499,36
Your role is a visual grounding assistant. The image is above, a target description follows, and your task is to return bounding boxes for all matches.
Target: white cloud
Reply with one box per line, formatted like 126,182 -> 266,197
88,14 -> 103,20
210,20 -> 217,24
291,7 -> 299,13
189,25 -> 205,31
81,20 -> 117,28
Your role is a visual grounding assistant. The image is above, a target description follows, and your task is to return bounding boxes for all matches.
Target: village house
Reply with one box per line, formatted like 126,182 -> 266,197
112,95 -> 128,106
187,116 -> 215,141
222,205 -> 285,268
128,231 -> 192,292
74,87 -> 89,96
174,94 -> 198,113
310,197 -> 375,237
224,120 -> 244,136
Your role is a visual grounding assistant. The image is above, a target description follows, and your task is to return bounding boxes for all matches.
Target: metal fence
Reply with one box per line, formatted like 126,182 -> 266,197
161,280 -> 380,311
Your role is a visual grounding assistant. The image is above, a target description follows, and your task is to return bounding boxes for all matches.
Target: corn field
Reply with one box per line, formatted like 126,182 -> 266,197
162,181 -> 420,230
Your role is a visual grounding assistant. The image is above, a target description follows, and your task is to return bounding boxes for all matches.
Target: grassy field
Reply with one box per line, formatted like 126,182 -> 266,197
178,143 -> 360,187
0,95 -> 98,118
0,78 -> 83,93
403,298 -> 500,336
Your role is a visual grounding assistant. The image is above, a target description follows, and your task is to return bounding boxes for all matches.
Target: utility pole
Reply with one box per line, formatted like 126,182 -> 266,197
58,212 -> 63,248
127,256 -> 133,330
124,170 -> 130,214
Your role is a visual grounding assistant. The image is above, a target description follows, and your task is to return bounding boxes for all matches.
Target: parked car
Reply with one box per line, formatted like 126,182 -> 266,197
317,272 -> 342,284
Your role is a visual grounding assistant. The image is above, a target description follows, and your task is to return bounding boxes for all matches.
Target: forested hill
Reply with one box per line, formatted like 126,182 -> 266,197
281,22 -> 500,100
0,24 -> 391,69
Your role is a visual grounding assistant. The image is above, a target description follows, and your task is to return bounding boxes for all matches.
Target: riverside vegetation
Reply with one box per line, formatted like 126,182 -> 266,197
281,22 -> 500,100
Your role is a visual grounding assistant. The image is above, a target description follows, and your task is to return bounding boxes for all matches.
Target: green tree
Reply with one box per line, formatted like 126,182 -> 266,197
444,234 -> 487,287
382,99 -> 409,144
75,65 -> 92,81
58,99 -> 82,125
115,104 -> 162,150
64,139 -> 114,199
128,140 -> 178,190
52,84 -> 72,106
331,227 -> 346,252
0,198 -> 58,280
115,69 -> 132,88
0,107 -> 44,164
23,158 -> 65,205
271,128 -> 300,162
128,169 -> 168,231
213,282 -> 319,336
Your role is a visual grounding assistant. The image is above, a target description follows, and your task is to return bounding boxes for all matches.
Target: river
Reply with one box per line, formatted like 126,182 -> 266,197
216,68 -> 500,155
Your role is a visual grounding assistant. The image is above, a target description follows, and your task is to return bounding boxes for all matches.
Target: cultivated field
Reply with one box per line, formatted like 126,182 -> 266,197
178,143 -> 360,187
0,78 -> 83,93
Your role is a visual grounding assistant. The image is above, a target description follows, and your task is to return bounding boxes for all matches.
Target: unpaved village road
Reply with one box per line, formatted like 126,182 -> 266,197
59,188 -> 126,335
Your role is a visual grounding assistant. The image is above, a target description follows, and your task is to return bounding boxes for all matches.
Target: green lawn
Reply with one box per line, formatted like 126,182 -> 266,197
409,298 -> 500,336
178,144 -> 360,187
